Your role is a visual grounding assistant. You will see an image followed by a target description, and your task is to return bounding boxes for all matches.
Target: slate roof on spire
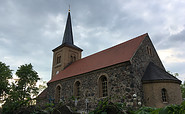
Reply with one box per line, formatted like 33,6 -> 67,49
52,11 -> 82,52
62,11 -> 74,45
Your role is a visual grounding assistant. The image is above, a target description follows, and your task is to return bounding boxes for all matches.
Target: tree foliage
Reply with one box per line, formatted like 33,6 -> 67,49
0,61 -> 12,97
15,63 -> 40,100
132,101 -> 185,114
2,63 -> 40,113
38,79 -> 47,93
167,71 -> 179,77
181,81 -> 185,99
90,100 -> 185,114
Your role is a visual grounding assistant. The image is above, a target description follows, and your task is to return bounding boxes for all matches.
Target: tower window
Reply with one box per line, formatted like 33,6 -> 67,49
161,88 -> 167,103
56,56 -> 61,64
71,54 -> 76,62
99,76 -> 108,97
74,81 -> 81,98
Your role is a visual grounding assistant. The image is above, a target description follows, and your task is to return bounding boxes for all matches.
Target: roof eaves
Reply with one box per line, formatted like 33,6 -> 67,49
37,88 -> 48,99
48,61 -> 131,84
142,79 -> 181,84
52,43 -> 83,52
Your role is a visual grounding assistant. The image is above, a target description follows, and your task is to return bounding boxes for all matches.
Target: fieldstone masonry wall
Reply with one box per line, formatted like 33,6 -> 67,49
47,61 -> 139,111
131,36 -> 165,106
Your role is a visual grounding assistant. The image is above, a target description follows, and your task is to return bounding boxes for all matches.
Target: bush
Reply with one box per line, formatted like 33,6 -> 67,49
89,98 -> 126,114
131,101 -> 185,114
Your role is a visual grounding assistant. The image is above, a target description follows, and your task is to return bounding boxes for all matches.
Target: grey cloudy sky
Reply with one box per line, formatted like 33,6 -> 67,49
0,0 -> 185,82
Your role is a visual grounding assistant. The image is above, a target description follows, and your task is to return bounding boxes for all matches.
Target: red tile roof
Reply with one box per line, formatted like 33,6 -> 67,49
48,33 -> 148,83
37,88 -> 47,99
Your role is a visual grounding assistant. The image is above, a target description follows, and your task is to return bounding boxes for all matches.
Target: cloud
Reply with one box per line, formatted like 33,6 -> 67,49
156,27 -> 185,50
0,0 -> 185,82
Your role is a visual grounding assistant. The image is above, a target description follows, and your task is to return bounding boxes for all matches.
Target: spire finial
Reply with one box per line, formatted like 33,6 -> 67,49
68,4 -> 70,12
62,7 -> 73,45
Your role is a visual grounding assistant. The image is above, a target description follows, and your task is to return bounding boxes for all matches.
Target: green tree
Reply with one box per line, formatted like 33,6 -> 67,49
0,61 -> 12,98
2,63 -> 40,113
38,79 -> 47,93
181,81 -> 185,99
167,71 -> 184,99
167,71 -> 179,77
15,63 -> 40,101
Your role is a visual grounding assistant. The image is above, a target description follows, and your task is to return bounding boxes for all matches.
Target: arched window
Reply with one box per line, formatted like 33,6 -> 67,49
146,46 -> 153,56
98,76 -> 108,97
74,81 -> 81,98
161,88 -> 167,102
74,56 -> 76,61
71,54 -> 76,63
55,85 -> 61,103
56,54 -> 61,64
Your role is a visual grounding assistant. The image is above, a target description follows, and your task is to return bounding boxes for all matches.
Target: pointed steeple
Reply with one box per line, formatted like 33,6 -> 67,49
51,9 -> 83,78
53,10 -> 82,52
62,10 -> 74,45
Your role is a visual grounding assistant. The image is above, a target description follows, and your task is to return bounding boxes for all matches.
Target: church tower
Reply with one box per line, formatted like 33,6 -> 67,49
51,10 -> 83,78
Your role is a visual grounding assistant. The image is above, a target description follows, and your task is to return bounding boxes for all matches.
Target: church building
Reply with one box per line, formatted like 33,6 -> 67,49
37,10 -> 182,111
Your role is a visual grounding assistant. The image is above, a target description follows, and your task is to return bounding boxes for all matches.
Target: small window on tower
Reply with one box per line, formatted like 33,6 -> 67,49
56,56 -> 61,64
71,54 -> 76,62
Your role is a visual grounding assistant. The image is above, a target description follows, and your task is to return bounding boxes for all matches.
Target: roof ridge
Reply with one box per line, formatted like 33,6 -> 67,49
79,33 -> 148,61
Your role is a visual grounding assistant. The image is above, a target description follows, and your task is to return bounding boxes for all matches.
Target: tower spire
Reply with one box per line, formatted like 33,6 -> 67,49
51,9 -> 83,77
62,10 -> 73,45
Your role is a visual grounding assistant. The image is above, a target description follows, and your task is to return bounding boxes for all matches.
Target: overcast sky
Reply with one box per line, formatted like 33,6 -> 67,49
0,0 -> 185,82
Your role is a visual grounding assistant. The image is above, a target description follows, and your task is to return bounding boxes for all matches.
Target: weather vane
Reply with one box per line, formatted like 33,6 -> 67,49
68,4 -> 70,12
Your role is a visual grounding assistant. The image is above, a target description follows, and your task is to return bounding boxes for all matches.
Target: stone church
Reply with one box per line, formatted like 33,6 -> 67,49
37,10 -> 182,110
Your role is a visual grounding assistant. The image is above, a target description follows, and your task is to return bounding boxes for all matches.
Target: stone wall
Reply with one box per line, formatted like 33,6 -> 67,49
130,36 -> 165,106
47,61 -> 139,111
143,82 -> 182,108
